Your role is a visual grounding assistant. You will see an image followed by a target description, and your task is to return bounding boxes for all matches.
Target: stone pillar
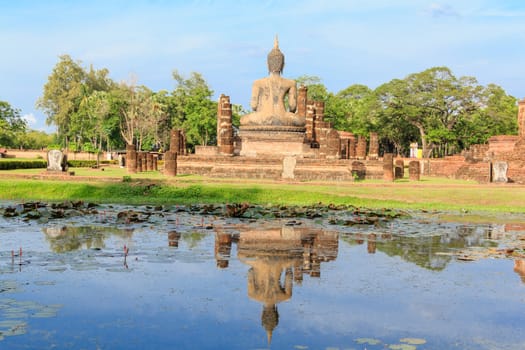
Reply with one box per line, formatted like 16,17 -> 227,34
217,94 -> 234,155
297,86 -> 307,118
368,132 -> 379,160
349,136 -> 356,158
341,139 -> 350,159
179,130 -> 186,155
164,151 -> 177,176
137,152 -> 144,172
518,98 -> 525,138
325,129 -> 341,159
314,101 -> 325,122
126,144 -> 137,174
409,160 -> 421,181
306,101 -> 316,143
394,159 -> 404,179
383,153 -> 394,181
356,135 -> 367,160
146,153 -> 153,171
170,129 -> 180,153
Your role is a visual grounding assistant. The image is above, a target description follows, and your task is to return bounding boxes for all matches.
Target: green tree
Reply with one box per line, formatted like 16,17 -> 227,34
18,130 -> 56,150
172,71 -> 216,148
295,75 -> 329,101
375,67 -> 484,157
37,55 -> 114,148
0,101 -> 27,147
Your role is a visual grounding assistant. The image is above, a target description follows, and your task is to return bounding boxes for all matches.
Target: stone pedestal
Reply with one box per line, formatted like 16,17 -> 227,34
239,126 -> 308,157
409,160 -> 420,181
394,159 -> 404,179
492,161 -> 508,183
383,153 -> 394,181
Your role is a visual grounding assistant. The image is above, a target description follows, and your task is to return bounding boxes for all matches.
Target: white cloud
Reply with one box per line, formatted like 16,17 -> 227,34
22,113 -> 37,125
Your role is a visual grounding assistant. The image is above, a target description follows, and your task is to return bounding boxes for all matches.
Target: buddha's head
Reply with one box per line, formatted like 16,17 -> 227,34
267,36 -> 284,74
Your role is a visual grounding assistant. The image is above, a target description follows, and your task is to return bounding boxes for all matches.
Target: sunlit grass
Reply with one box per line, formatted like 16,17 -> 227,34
1,166 -> 524,213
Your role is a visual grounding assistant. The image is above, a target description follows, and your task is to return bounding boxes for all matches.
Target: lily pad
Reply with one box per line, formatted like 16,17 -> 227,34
355,337 -> 382,345
400,338 -> 426,345
389,344 -> 416,350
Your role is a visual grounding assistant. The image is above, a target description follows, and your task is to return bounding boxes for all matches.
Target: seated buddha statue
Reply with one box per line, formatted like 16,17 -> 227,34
240,37 -> 305,127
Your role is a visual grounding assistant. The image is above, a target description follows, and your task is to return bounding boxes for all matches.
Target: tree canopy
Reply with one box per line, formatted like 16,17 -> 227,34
21,56 -> 519,156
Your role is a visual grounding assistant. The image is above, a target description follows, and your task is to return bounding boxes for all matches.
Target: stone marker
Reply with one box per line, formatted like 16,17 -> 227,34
47,150 -> 66,172
282,156 -> 296,179
492,161 -> 508,183
383,153 -> 394,181
409,160 -> 421,181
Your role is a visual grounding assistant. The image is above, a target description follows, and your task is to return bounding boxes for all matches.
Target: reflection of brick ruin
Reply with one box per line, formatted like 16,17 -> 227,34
213,225 -> 338,344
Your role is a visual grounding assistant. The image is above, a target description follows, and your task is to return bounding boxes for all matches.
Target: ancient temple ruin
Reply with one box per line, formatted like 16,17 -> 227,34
174,38 -> 384,181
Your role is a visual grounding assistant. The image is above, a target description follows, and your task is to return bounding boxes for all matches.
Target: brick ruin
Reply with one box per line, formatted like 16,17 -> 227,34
424,97 -> 525,183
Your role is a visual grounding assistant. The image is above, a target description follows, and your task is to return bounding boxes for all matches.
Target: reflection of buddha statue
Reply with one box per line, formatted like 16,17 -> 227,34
245,257 -> 294,344
240,37 -> 304,127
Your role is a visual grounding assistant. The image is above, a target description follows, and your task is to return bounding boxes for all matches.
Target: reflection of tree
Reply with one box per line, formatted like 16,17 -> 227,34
181,231 -> 206,248
341,225 -> 498,271
43,226 -> 134,253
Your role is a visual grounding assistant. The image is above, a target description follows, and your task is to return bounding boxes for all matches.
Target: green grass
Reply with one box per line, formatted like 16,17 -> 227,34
0,171 -> 524,214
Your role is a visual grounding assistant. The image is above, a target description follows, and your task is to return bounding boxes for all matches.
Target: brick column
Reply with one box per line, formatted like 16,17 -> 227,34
383,153 -> 394,181
394,159 -> 404,179
409,160 -> 421,181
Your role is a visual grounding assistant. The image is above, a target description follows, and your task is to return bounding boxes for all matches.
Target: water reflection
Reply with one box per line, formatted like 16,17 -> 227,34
215,225 -> 338,343
341,224 -> 499,270
43,226 -> 134,252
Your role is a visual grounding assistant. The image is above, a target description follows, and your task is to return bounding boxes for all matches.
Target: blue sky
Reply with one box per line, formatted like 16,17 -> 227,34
1,0 -> 524,132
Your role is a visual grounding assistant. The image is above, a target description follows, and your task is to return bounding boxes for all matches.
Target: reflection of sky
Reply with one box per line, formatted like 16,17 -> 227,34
1,213 -> 525,349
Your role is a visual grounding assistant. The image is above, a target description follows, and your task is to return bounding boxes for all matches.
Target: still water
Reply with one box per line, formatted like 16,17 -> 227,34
0,203 -> 524,349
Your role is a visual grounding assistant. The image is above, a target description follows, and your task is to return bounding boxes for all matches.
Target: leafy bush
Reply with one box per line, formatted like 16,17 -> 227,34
0,160 -> 47,170
67,160 -> 97,168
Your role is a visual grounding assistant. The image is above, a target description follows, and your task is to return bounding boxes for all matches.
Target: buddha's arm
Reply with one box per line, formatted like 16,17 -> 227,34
250,83 -> 260,111
288,83 -> 297,113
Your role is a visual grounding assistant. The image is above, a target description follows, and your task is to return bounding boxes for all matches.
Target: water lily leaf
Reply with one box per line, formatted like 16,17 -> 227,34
400,338 -> 426,345
389,344 -> 416,350
355,337 -> 382,345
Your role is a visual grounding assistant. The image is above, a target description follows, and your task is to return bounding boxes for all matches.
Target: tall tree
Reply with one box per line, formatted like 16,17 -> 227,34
36,55 -> 85,145
375,67 -> 484,157
172,71 -> 216,148
37,55 -> 114,148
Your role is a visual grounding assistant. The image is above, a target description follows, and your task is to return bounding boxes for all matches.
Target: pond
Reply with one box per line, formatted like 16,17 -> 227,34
0,201 -> 524,349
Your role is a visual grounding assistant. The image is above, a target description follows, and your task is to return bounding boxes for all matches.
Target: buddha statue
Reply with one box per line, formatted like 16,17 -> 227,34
240,37 -> 305,127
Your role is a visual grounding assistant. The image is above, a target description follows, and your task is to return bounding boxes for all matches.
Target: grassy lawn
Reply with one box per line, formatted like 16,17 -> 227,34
0,165 -> 524,214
